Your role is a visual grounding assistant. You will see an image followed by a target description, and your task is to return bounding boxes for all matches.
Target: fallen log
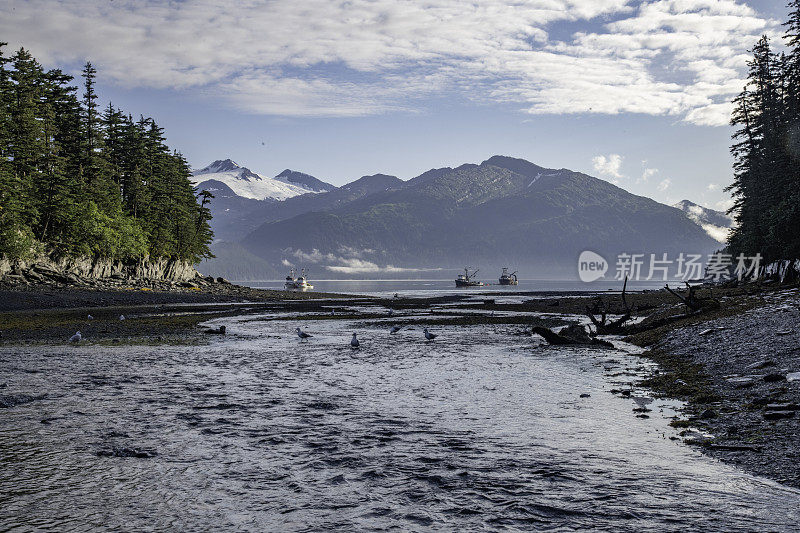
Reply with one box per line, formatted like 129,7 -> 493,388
532,325 -> 614,347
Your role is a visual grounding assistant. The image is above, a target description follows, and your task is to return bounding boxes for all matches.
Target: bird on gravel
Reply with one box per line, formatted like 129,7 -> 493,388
351,333 -> 360,348
390,325 -> 402,334
296,327 -> 312,340
423,328 -> 437,341
87,314 -> 94,320
70,331 -> 82,343
119,314 -> 126,321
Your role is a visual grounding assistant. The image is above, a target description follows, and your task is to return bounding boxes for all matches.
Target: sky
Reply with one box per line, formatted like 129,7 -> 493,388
1,0 -> 792,211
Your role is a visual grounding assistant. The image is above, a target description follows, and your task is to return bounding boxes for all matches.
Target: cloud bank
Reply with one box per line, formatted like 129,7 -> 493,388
1,0 -> 778,125
285,247 -> 443,274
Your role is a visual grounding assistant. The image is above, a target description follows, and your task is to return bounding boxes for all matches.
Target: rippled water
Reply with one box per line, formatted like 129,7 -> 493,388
2,312 -> 799,531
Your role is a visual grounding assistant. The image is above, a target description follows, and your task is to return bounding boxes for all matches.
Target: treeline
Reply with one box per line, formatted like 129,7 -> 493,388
0,44 -> 213,263
728,2 -> 800,261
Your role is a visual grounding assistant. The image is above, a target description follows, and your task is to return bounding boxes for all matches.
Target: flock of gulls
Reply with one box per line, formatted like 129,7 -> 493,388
68,309 -> 437,347
295,325 -> 437,348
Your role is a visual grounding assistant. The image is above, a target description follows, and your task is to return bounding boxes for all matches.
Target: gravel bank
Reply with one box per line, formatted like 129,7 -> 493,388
641,287 -> 800,488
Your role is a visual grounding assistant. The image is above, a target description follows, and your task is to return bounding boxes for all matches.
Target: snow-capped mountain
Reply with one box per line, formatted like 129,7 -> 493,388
193,159 -> 329,201
673,200 -> 735,244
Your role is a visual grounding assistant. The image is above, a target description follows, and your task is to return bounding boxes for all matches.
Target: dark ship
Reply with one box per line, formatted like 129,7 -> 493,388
498,268 -> 518,286
455,268 -> 484,287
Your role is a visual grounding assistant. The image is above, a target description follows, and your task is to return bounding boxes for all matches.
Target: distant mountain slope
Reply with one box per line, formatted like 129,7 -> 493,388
275,169 -> 336,192
242,173 -> 403,226
240,156 -> 719,278
193,159 -> 319,201
673,200 -> 734,244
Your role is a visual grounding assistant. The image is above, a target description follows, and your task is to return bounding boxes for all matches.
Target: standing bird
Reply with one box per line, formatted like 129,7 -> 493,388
87,314 -> 94,320
296,327 -> 312,340
351,333 -> 360,348
390,325 -> 402,334
388,309 -> 394,317
70,331 -> 82,343
119,314 -> 126,321
423,328 -> 437,341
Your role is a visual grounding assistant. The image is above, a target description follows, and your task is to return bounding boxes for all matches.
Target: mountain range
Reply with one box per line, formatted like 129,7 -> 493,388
195,156 -> 724,280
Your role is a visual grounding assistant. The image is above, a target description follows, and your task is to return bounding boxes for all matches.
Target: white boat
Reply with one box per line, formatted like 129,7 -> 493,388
284,268 -> 314,291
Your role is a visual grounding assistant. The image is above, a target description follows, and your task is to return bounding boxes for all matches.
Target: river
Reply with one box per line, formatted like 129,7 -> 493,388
1,306 -> 799,531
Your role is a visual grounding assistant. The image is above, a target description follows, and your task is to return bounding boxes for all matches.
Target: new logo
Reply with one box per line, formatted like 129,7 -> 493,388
578,251 -> 608,282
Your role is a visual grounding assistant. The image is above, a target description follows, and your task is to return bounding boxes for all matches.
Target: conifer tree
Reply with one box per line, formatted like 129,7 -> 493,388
0,48 -> 213,262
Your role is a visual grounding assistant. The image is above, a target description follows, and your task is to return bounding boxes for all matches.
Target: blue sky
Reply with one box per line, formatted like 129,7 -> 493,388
1,0 -> 791,210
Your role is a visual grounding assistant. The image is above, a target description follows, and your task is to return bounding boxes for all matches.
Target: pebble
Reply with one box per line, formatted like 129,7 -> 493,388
764,411 -> 795,421
747,360 -> 776,370
579,393 -> 591,398
764,403 -> 799,411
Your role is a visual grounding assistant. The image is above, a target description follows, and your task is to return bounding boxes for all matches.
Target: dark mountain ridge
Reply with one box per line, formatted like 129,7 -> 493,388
231,156 -> 718,279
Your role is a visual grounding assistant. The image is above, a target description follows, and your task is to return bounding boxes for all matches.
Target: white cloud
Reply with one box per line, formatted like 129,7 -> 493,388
592,154 -> 625,181
0,0 -> 778,124
716,198 -> 736,211
289,246 -> 441,274
707,183 -> 720,191
291,248 -> 338,263
640,167 -> 659,183
657,178 -> 672,191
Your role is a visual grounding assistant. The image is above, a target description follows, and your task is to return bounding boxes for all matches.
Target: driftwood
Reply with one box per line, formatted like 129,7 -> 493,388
532,325 -> 614,348
664,282 -> 703,312
586,276 -> 632,335
582,278 -> 722,337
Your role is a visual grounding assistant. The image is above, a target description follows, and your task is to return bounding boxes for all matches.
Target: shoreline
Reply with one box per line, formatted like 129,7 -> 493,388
626,285 -> 800,489
0,282 -> 695,345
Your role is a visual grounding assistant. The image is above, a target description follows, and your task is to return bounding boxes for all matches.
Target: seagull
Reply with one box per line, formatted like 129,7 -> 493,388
296,327 -> 312,340
87,314 -> 94,320
423,328 -> 437,341
351,333 -> 360,348
119,314 -> 126,321
70,331 -> 82,343
390,325 -> 402,334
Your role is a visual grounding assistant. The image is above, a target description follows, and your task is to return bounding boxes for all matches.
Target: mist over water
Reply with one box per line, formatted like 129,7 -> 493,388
2,307 -> 799,531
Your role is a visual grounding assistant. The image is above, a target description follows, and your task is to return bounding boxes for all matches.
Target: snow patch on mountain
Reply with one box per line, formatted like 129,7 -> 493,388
673,200 -> 735,244
192,159 -> 321,201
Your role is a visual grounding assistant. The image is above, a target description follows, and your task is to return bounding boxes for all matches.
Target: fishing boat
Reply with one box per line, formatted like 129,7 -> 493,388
284,268 -> 314,291
284,268 -> 297,290
455,268 -> 483,287
294,268 -> 314,291
498,267 -> 518,286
